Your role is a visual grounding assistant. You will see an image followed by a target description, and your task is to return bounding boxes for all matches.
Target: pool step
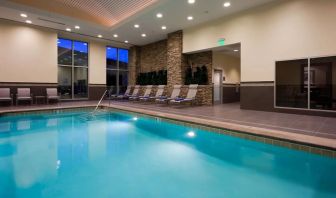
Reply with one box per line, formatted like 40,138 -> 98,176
77,109 -> 109,122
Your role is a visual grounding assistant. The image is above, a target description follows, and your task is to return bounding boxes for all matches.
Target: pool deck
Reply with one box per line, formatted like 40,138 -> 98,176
1,101 -> 336,149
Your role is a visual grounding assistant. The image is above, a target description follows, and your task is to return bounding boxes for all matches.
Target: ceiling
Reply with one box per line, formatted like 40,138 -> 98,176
213,43 -> 241,58
0,0 -> 276,46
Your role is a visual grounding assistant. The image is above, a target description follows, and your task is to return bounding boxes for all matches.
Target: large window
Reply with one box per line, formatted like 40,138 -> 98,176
275,56 -> 336,111
106,47 -> 129,95
58,38 -> 88,99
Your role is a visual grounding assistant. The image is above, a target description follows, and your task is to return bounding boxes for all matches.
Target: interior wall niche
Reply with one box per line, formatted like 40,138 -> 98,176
184,51 -> 213,85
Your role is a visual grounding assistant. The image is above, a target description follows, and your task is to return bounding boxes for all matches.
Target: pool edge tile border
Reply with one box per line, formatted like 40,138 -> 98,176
1,104 -> 335,158
105,105 -> 336,158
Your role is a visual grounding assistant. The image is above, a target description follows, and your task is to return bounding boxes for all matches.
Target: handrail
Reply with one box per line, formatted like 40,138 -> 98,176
94,89 -> 108,112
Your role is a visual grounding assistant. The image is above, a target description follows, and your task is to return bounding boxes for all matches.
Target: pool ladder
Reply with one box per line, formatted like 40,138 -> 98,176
78,90 -> 109,121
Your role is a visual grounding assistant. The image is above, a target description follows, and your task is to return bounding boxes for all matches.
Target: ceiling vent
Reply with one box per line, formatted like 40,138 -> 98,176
38,17 -> 65,25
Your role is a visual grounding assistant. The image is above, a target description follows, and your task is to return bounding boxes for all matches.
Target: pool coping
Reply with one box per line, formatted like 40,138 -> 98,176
104,104 -> 336,151
1,104 -> 336,157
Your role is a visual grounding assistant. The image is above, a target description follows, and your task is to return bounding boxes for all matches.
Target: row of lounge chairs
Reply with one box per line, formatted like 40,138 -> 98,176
112,84 -> 199,105
0,88 -> 60,106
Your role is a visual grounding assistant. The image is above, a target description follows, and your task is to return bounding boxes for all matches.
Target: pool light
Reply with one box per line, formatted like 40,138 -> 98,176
133,117 -> 138,121
187,131 -> 196,137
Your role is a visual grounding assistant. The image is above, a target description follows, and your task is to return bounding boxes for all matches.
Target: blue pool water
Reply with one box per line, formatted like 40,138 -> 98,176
0,110 -> 335,198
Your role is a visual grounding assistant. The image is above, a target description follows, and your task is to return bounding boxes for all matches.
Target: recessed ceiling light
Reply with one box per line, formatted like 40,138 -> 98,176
188,0 -> 195,4
65,28 -> 71,32
134,24 -> 140,28
97,34 -> 103,38
223,2 -> 231,7
156,13 -> 163,18
113,34 -> 118,38
141,33 -> 147,37
161,26 -> 167,30
74,25 -> 80,29
125,40 -> 129,43
187,16 -> 193,20
25,20 -> 32,24
234,49 -> 239,52
20,13 -> 27,18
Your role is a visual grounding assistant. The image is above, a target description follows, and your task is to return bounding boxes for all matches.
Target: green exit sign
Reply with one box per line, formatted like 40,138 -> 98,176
218,38 -> 225,46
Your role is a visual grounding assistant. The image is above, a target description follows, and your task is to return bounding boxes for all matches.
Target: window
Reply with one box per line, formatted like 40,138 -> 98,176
106,47 -> 129,95
58,38 -> 88,99
275,56 -> 336,111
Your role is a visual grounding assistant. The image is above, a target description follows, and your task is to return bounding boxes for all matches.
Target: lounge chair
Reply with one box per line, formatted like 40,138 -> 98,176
121,85 -> 140,100
156,85 -> 181,104
130,85 -> 153,101
0,88 -> 13,105
16,88 -> 33,105
46,88 -> 60,104
140,85 -> 165,102
111,86 -> 130,99
170,84 -> 198,105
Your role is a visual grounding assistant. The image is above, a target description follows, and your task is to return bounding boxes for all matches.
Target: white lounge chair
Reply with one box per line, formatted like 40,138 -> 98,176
112,86 -> 131,99
170,84 -> 198,105
140,85 -> 165,102
16,88 -> 33,105
46,88 -> 60,104
156,85 -> 181,104
0,88 -> 13,106
123,85 -> 140,100
130,85 -> 153,101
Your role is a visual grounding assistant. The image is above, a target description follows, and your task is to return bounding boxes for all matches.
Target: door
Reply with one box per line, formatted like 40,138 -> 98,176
213,70 -> 223,104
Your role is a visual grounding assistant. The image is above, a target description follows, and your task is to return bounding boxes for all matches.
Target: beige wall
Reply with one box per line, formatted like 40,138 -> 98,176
0,20 -> 57,83
0,20 -> 117,85
183,0 -> 336,82
89,42 -> 106,84
212,52 -> 240,84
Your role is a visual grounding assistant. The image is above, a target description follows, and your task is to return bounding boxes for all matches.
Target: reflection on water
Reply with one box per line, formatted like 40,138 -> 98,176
0,112 -> 335,198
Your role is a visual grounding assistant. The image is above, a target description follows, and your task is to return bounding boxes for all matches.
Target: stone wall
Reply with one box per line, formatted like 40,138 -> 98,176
139,39 -> 167,73
128,46 -> 140,85
185,51 -> 213,85
167,31 -> 184,86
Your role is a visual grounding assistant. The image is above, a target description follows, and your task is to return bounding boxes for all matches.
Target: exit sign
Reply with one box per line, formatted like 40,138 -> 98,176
217,38 -> 225,46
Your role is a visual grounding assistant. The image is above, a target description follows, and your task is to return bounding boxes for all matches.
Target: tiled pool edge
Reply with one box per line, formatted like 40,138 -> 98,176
1,105 -> 335,158
105,105 -> 336,158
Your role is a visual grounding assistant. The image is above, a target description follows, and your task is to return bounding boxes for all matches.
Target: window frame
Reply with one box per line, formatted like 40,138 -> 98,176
58,37 -> 89,100
274,54 -> 336,113
106,46 -> 129,95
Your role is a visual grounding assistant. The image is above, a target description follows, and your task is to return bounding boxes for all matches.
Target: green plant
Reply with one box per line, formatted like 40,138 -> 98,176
185,67 -> 192,85
201,65 -> 208,85
193,66 -> 202,84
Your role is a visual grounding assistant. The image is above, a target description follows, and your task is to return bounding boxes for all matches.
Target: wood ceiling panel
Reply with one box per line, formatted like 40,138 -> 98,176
9,0 -> 158,27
